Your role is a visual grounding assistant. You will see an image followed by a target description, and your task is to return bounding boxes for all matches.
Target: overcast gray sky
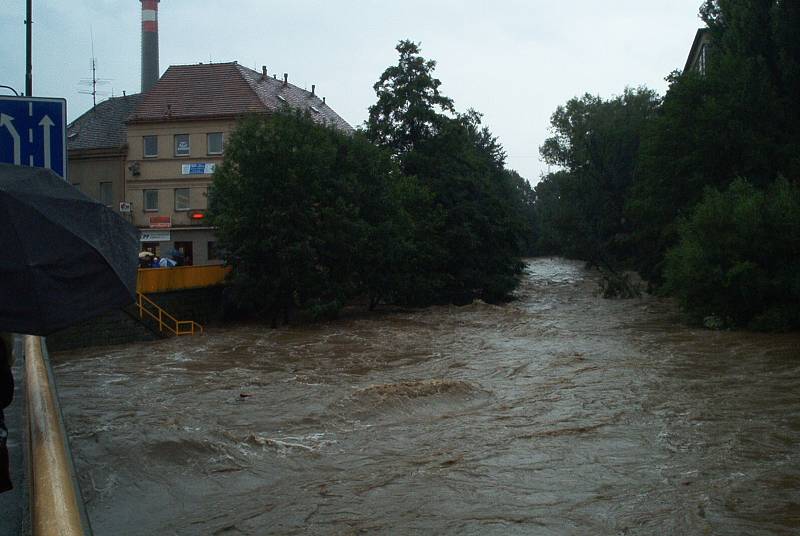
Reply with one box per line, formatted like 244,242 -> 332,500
1,0 -> 704,183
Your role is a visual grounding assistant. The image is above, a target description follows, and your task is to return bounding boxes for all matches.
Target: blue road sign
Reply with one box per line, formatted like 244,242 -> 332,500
0,96 -> 67,179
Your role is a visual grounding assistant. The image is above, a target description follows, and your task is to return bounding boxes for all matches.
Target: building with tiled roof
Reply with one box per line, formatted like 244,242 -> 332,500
123,61 -> 353,266
128,62 -> 353,131
65,61 -> 354,266
684,28 -> 712,75
67,93 -> 142,214
67,93 -> 143,151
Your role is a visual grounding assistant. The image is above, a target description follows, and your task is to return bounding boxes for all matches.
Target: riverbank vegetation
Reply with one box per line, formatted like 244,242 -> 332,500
533,0 -> 800,330
209,41 -> 535,325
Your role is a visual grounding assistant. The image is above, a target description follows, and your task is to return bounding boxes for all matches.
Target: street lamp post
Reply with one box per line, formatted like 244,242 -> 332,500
25,0 -> 32,96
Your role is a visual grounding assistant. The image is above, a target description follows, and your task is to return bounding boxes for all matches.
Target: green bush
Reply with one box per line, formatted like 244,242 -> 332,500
664,177 -> 800,330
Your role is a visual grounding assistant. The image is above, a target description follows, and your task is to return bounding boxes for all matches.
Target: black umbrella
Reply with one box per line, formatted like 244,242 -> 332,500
0,164 -> 139,335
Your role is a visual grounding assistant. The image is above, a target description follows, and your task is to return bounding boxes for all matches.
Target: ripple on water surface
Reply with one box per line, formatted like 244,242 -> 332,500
52,258 -> 800,535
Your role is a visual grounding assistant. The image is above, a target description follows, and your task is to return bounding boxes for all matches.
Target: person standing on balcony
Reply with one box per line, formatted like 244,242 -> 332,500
0,333 -> 13,493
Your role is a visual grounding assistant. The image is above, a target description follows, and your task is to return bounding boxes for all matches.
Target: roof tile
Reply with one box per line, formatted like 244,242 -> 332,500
67,94 -> 142,151
128,62 -> 353,133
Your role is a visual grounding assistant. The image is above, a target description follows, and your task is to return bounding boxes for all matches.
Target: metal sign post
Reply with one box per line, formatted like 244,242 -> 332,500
0,96 -> 67,180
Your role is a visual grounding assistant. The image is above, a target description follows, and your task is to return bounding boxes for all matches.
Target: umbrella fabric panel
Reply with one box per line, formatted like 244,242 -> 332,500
12,194 -> 138,297
0,164 -> 139,336
0,167 -> 138,296
0,199 -> 135,335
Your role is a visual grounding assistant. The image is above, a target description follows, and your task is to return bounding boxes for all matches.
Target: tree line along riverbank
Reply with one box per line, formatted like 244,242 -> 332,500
208,1 -> 800,331
532,0 -> 800,331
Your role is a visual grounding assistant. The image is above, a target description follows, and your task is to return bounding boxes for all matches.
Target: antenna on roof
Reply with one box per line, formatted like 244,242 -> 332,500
77,28 -> 112,108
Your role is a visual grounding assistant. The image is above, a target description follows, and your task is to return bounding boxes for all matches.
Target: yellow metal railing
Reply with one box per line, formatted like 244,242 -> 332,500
136,293 -> 204,336
136,264 -> 230,294
25,335 -> 91,536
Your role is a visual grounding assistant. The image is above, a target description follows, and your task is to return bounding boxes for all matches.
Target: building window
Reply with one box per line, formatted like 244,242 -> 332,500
175,134 -> 190,156
143,135 -> 158,158
99,181 -> 113,206
697,44 -> 708,75
207,241 -> 219,261
144,189 -> 159,211
174,188 -> 190,211
207,132 -> 223,155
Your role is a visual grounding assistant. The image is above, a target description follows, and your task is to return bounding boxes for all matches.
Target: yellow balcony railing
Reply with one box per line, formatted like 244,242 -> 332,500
136,264 -> 230,294
136,293 -> 204,336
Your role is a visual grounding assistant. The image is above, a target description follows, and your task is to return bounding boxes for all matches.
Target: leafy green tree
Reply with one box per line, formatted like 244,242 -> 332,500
533,171 -> 586,257
629,0 -> 800,282
367,41 -> 533,303
536,88 -> 660,267
404,112 -> 529,302
506,169 -> 538,255
366,40 -> 455,157
664,177 -> 800,330
209,111 -> 406,323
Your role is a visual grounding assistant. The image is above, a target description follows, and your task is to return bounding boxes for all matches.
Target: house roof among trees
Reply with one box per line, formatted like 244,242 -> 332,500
128,62 -> 353,132
684,28 -> 711,74
67,93 -> 143,151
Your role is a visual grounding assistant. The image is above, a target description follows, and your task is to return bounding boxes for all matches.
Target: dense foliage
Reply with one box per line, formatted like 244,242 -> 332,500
533,0 -> 800,329
367,40 -> 533,304
629,0 -> 800,283
534,89 -> 660,266
209,41 -> 535,323
664,178 -> 800,330
208,112 -> 408,324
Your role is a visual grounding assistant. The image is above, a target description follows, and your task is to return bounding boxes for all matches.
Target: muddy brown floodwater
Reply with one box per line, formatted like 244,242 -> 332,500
52,258 -> 800,535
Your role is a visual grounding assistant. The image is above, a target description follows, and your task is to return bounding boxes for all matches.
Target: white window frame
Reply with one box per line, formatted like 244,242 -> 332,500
143,135 -> 158,158
144,189 -> 159,212
174,188 -> 191,211
207,132 -> 224,155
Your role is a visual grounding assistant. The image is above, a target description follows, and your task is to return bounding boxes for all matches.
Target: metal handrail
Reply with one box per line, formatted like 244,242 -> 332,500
136,293 -> 204,336
25,335 -> 92,535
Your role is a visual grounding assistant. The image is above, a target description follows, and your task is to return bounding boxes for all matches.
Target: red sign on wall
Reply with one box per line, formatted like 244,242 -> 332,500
149,216 -> 171,229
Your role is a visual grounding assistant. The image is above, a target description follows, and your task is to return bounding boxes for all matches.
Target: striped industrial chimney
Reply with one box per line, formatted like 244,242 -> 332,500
140,0 -> 160,93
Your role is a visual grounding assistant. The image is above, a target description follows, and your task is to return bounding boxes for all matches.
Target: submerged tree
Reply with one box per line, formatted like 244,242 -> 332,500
209,112 -> 407,323
367,41 -> 533,303
211,41 -> 537,322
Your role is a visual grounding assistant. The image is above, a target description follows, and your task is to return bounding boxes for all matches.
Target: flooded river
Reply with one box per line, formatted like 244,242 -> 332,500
53,258 -> 800,535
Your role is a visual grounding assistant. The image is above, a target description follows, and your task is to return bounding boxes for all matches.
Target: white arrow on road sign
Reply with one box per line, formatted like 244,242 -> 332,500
0,96 -> 67,179
39,115 -> 54,170
0,113 -> 21,165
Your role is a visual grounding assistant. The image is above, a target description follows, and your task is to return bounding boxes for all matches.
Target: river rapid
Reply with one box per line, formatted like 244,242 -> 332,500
52,258 -> 800,535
